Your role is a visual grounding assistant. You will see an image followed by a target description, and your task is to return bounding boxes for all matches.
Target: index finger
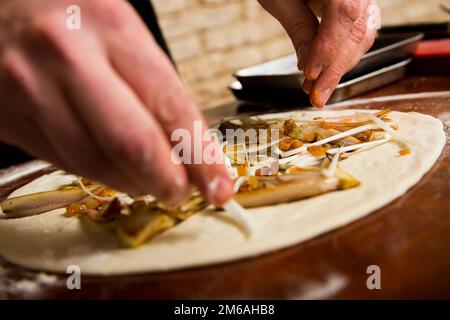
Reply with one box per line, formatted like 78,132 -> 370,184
107,5 -> 233,205
258,0 -> 319,70
304,0 -> 370,81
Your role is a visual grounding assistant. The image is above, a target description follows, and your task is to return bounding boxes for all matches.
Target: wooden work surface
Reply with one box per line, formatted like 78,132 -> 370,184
0,76 -> 449,299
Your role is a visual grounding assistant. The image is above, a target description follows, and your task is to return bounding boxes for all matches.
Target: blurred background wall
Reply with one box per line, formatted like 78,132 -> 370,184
152,0 -> 449,109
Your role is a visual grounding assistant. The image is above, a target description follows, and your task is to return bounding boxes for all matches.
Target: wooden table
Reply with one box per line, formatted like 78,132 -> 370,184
0,76 -> 449,299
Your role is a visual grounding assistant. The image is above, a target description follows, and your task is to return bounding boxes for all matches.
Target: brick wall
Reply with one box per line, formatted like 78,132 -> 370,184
152,0 -> 448,109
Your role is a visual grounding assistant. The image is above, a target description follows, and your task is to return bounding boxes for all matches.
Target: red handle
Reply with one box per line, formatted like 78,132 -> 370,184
414,39 -> 450,58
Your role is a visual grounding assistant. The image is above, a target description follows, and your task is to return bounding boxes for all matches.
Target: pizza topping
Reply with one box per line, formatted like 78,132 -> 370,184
103,195 -> 210,247
222,199 -> 253,237
283,119 -> 298,135
364,112 -> 413,148
279,137 -> 304,151
3,109 -> 407,248
1,187 -> 95,219
326,135 -> 392,154
233,176 -> 248,193
399,148 -> 411,156
66,203 -> 85,217
286,124 -> 318,142
236,163 -> 248,176
322,148 -> 342,178
315,128 -> 361,145
285,166 -> 320,174
335,168 -> 361,189
307,145 -> 330,157
234,175 -> 340,208
117,211 -> 177,248
245,137 -> 283,154
319,121 -> 336,130
77,178 -> 116,201
280,123 -> 375,157
248,176 -> 260,189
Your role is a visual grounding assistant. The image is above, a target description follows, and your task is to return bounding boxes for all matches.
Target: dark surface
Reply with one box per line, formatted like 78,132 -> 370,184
0,76 -> 449,299
230,59 -> 411,106
0,144 -> 33,169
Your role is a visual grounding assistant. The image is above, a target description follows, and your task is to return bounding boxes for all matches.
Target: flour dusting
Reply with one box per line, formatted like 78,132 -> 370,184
0,258 -> 60,298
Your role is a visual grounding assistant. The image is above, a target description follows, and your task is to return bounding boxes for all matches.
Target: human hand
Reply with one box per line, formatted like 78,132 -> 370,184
0,0 -> 233,205
259,0 -> 378,107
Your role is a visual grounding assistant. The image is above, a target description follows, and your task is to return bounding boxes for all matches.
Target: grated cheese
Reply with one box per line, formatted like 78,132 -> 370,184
77,179 -> 116,201
323,148 -> 342,178
326,135 -> 392,154
233,176 -> 248,193
281,124 -> 380,158
364,112 -> 413,147
222,199 -> 253,238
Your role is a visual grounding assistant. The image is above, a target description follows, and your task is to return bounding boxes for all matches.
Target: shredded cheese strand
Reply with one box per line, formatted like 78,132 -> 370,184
224,156 -> 238,179
247,157 -> 279,175
364,112 -> 413,147
233,176 -> 248,193
278,153 -> 305,164
278,153 -> 322,166
240,137 -> 284,154
291,155 -> 323,167
116,193 -> 135,205
323,148 -> 342,178
281,123 -> 380,158
77,179 -> 116,201
222,199 -> 253,237
326,135 -> 392,154
280,145 -> 308,158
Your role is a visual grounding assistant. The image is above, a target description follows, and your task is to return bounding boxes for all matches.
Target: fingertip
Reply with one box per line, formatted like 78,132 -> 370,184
206,175 -> 233,206
310,88 -> 331,108
310,88 -> 320,107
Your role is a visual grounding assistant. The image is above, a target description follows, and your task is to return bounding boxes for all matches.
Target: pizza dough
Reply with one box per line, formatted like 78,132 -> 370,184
0,110 -> 446,275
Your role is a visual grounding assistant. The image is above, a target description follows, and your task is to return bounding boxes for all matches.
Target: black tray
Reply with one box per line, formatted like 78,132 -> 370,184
230,58 -> 411,107
233,32 -> 423,91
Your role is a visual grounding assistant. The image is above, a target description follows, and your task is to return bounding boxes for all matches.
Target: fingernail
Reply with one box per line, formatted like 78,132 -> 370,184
302,79 -> 312,94
208,175 -> 232,205
311,88 -> 332,108
308,65 -> 322,81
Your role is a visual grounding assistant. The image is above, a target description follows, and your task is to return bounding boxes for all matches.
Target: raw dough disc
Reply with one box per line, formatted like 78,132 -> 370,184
0,110 -> 445,275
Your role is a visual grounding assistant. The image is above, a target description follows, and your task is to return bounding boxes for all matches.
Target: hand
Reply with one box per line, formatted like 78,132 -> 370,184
0,0 -> 233,205
259,0 -> 377,107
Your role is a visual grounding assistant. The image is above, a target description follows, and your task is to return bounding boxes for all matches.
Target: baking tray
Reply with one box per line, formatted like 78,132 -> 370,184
230,58 -> 411,106
234,33 -> 423,90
